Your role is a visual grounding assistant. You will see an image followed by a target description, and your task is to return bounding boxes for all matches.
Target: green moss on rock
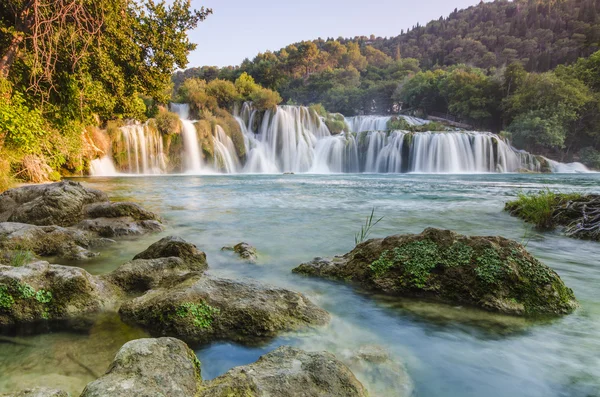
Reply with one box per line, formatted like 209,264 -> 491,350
293,228 -> 577,316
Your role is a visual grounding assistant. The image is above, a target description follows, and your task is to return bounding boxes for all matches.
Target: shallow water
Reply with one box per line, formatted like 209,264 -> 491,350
1,173 -> 599,396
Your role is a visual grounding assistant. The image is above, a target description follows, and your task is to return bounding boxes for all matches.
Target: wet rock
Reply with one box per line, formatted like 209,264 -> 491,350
76,218 -> 163,238
105,236 -> 208,294
221,242 -> 258,263
106,258 -> 203,294
119,276 -> 329,345
0,262 -> 119,327
84,201 -> 159,222
293,228 -> 577,316
0,222 -> 98,261
344,345 -> 413,397
0,181 -> 108,226
0,388 -> 69,397
80,337 -> 201,397
199,346 -> 368,397
134,236 -> 207,267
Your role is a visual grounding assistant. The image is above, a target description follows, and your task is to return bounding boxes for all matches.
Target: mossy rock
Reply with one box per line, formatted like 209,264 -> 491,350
0,262 -> 120,327
293,228 -> 577,316
119,275 -> 330,345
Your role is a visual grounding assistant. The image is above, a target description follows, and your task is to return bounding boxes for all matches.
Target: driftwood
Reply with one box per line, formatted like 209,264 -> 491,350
560,195 -> 600,241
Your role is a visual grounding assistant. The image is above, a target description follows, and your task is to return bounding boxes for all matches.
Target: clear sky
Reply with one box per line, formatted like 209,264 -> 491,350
186,0 -> 491,68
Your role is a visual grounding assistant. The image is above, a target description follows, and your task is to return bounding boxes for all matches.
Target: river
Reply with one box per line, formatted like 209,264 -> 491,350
1,173 -> 599,396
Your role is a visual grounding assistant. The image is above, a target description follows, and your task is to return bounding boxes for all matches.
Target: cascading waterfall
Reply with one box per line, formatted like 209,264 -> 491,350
171,103 -> 204,173
90,102 -> 588,176
113,124 -> 167,174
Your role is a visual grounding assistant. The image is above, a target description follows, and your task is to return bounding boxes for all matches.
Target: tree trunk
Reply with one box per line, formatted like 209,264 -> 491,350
0,34 -> 25,78
0,0 -> 36,78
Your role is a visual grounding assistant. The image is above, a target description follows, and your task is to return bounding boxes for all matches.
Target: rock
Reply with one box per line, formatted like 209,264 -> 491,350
0,181 -> 108,226
293,228 -> 577,316
119,276 -> 329,345
221,242 -> 258,263
344,345 -> 413,397
105,236 -> 208,294
80,337 -> 201,397
0,388 -> 69,397
198,346 -> 368,397
133,236 -> 207,267
0,262 -> 119,327
106,258 -> 203,294
76,218 -> 163,238
0,222 -> 98,261
84,201 -> 159,222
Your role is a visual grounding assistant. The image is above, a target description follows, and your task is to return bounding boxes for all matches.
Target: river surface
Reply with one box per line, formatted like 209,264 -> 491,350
1,173 -> 599,396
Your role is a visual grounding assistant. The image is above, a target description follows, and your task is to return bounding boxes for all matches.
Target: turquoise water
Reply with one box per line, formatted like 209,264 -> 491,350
1,173 -> 599,396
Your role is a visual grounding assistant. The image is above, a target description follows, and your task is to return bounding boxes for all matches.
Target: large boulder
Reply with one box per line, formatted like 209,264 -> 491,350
84,201 -> 159,222
0,181 -> 107,226
221,242 -> 258,263
106,237 -> 208,293
80,337 -> 201,397
0,222 -> 99,261
119,276 -> 329,345
198,346 -> 368,397
0,388 -> 69,397
293,228 -> 577,316
0,262 -> 119,327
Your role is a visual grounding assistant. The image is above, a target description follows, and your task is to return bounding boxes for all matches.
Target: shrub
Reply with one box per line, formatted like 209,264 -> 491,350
250,87 -> 282,111
155,110 -> 181,135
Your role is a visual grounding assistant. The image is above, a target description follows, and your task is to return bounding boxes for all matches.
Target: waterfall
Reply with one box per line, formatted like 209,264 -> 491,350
171,103 -> 204,173
345,115 -> 429,132
114,124 -> 167,174
90,156 -> 119,176
213,125 -> 241,173
91,102 -> 586,176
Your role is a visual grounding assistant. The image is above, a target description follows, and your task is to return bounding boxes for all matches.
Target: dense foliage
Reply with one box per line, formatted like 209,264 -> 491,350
0,0 -> 210,187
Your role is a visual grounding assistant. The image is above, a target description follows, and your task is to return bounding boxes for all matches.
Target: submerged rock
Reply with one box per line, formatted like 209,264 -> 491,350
0,388 -> 69,397
199,346 -> 368,397
0,222 -> 99,261
344,345 -> 413,397
119,275 -> 329,344
80,337 -> 201,397
293,228 -> 577,316
0,262 -> 119,327
0,181 -> 107,226
221,242 -> 258,263
106,237 -> 208,293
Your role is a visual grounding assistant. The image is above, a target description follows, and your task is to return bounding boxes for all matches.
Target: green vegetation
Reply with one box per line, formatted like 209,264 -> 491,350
0,285 -> 14,310
505,190 -> 584,229
155,110 -> 181,135
354,208 -> 384,245
176,302 -> 220,329
0,0 -> 211,188
175,72 -> 282,116
9,250 -> 34,267
475,248 -> 506,285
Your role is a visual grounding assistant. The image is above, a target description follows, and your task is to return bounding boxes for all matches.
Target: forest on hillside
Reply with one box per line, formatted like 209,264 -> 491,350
173,0 -> 600,165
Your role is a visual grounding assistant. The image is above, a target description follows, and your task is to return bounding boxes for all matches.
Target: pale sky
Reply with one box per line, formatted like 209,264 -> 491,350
186,0 -> 492,68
